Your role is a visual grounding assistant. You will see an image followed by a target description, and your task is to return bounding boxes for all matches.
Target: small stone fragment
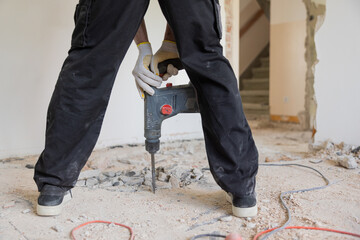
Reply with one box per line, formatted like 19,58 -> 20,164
121,176 -> 144,186
125,171 -> 136,177
169,176 -> 180,188
246,222 -> 256,229
118,159 -> 131,164
336,142 -> 345,150
325,141 -> 335,151
143,179 -> 152,187
336,151 -> 342,156
315,221 -> 325,228
51,225 -> 63,232
337,155 -> 358,169
78,170 -> 100,180
269,222 -> 278,228
156,181 -> 172,189
76,180 -> 86,187
351,146 -> 360,154
309,159 -> 322,164
25,164 -> 35,169
97,173 -> 108,183
22,209 -> 31,214
158,172 -> 168,182
220,215 -> 233,222
86,178 -> 99,187
192,168 -> 203,180
103,171 -> 116,178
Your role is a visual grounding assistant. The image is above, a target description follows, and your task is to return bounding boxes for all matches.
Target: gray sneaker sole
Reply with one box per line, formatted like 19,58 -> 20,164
36,191 -> 72,216
225,192 -> 257,218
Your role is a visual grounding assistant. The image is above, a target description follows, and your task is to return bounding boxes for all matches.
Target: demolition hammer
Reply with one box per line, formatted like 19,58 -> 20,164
144,60 -> 199,193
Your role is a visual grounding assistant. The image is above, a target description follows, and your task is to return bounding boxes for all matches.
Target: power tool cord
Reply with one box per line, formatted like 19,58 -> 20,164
70,163 -> 360,240
257,163 -> 332,240
191,162 -> 360,240
70,220 -> 134,240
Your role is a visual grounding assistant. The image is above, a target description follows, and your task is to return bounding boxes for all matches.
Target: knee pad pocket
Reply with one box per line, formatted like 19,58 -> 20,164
71,0 -> 93,48
212,0 -> 222,39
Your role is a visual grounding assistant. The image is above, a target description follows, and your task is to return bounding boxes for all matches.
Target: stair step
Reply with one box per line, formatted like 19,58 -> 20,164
240,90 -> 269,96
243,103 -> 269,110
252,67 -> 269,78
260,57 -> 269,67
240,90 -> 269,104
242,78 -> 269,90
243,103 -> 269,115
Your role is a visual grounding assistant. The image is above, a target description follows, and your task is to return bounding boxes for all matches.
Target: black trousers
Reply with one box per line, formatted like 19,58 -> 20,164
34,0 -> 258,198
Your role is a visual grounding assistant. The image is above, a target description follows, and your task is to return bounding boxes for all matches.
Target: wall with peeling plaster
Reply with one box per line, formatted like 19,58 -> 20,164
269,0 -> 308,118
0,1 -> 230,158
314,0 -> 360,145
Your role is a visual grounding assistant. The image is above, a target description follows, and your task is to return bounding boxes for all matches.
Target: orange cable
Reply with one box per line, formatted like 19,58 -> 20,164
253,226 -> 360,240
70,220 -> 134,240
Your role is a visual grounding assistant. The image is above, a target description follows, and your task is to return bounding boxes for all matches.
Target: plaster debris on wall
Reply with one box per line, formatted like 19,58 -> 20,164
303,0 -> 326,133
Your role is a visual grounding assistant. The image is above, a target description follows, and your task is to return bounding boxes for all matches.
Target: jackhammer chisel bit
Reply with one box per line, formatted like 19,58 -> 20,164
151,153 -> 156,193
144,82 -> 199,193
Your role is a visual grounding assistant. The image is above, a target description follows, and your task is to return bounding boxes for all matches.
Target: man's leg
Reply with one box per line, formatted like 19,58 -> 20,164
34,0 -> 150,192
158,0 -> 258,215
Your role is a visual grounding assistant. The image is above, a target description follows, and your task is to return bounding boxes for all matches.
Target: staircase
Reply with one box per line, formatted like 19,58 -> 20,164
240,56 -> 270,115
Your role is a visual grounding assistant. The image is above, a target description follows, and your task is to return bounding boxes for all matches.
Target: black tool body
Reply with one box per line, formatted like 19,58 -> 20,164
144,83 -> 199,192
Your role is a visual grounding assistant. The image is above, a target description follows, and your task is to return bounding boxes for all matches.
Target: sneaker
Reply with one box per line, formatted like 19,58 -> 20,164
225,192 -> 257,218
36,185 -> 72,216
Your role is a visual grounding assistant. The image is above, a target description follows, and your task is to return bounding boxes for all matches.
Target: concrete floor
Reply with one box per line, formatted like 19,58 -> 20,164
0,120 -> 359,240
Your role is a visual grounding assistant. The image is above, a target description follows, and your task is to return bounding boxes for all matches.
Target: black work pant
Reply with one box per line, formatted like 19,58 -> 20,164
34,0 -> 258,198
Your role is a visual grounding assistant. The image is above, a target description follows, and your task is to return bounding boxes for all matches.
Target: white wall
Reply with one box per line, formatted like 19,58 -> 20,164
314,0 -> 360,145
0,1 -> 231,159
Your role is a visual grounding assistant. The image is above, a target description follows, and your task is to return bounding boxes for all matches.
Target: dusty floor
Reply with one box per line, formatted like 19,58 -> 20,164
0,119 -> 359,240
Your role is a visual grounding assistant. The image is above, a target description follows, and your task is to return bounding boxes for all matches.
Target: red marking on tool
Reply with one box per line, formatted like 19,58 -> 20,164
161,104 -> 173,115
166,83 -> 173,88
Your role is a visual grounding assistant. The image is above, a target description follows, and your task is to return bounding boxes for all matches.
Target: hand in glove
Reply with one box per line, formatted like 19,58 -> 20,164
150,40 -> 182,81
132,42 -> 163,99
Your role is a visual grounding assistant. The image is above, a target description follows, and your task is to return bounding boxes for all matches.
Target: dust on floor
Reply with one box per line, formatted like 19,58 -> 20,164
0,120 -> 359,240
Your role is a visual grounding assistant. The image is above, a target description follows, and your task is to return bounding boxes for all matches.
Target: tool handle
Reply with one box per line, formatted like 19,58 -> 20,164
158,59 -> 184,76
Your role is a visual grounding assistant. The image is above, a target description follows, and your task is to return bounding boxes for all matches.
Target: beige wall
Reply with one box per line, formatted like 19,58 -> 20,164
269,0 -> 307,117
225,0 -> 240,79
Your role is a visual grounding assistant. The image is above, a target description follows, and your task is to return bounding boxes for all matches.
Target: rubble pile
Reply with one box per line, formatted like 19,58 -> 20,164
310,141 -> 360,169
76,165 -> 206,192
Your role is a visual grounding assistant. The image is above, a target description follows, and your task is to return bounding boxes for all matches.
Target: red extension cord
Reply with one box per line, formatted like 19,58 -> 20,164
70,220 -> 134,240
71,220 -> 360,240
253,225 -> 360,240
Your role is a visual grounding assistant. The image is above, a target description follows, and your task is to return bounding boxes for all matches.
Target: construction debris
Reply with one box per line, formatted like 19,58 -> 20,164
336,155 -> 358,169
310,140 -> 359,169
76,166 -> 207,191
21,209 -> 31,214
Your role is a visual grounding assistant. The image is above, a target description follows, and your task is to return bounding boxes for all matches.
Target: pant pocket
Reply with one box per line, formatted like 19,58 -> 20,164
71,0 -> 92,48
213,0 -> 223,39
